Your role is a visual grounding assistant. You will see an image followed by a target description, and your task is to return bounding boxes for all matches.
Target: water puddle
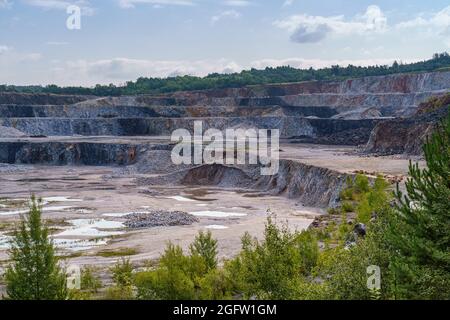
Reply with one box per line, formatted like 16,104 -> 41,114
0,233 -> 109,252
0,209 -> 28,216
189,211 -> 246,218
0,205 -> 75,216
53,238 -> 108,252
43,196 -> 83,202
0,233 -> 10,249
74,208 -> 94,214
167,190 -> 218,202
205,225 -> 229,230
44,206 -> 75,212
55,219 -> 125,238
167,196 -> 197,202
184,189 -> 214,197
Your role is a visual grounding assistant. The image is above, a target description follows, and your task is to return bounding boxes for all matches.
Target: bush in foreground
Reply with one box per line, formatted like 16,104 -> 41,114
5,196 -> 67,300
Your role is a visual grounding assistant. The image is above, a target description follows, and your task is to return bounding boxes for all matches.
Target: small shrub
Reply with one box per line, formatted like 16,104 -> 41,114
97,248 -> 139,257
296,230 -> 319,274
339,177 -> 355,200
189,231 -> 218,271
336,212 -> 352,241
225,217 -> 308,300
356,197 -> 372,224
134,243 -> 198,300
339,188 -> 354,201
341,201 -> 354,213
106,258 -> 134,300
354,174 -> 370,194
81,266 -> 102,293
327,207 -> 340,215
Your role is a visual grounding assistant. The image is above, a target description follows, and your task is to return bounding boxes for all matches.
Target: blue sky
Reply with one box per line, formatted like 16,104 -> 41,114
1,0 -> 449,86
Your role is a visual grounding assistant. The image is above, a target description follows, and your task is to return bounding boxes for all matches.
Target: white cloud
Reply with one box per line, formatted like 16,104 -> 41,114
45,58 -> 242,86
19,55 -> 425,86
274,5 -> 388,43
396,5 -> 450,31
250,57 -> 420,70
211,10 -> 241,25
118,0 -> 195,8
23,0 -> 95,15
21,53 -> 42,61
0,47 -> 41,65
0,0 -> 12,9
282,0 -> 294,7
395,5 -> 450,47
0,45 -> 12,54
223,0 -> 252,7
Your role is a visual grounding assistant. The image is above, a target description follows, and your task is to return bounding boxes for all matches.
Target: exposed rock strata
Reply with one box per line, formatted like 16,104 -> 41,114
1,72 -> 448,147
140,162 -> 348,208
0,142 -> 170,165
0,93 -> 90,105
364,97 -> 449,155
0,117 -> 377,143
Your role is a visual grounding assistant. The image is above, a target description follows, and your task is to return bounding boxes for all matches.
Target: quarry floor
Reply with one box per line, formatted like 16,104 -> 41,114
0,140 -> 421,270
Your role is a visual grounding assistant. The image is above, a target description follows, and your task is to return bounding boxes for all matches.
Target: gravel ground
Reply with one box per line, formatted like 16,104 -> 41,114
124,211 -> 199,229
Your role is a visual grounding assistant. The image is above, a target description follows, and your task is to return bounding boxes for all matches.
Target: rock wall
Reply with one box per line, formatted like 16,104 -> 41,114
364,96 -> 449,155
1,71 -> 448,151
87,71 -> 449,117
0,104 -> 338,119
177,161 -> 347,207
0,93 -> 91,105
252,160 -> 347,207
0,116 -> 377,143
0,142 -> 156,165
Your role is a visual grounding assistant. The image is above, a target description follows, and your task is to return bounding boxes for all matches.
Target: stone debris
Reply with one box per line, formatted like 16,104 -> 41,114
124,211 -> 199,229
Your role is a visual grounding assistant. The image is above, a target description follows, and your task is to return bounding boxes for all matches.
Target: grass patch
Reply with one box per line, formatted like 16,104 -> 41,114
57,252 -> 84,260
96,247 -> 139,258
341,201 -> 355,213
0,222 -> 13,231
0,198 -> 27,209
45,218 -> 72,227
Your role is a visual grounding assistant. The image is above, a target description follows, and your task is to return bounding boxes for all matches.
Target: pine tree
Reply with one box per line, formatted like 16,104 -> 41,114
390,109 -> 450,298
5,196 -> 67,300
189,231 -> 218,271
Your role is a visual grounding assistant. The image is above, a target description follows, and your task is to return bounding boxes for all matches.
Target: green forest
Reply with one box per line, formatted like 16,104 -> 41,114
1,52 -> 449,97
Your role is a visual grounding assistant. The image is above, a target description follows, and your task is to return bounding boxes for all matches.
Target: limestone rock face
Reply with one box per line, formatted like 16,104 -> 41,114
0,72 -> 448,166
0,93 -> 90,105
0,72 -> 448,144
364,97 -> 449,156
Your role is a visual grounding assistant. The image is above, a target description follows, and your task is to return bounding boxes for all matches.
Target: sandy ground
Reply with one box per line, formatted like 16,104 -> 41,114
0,164 -> 320,267
279,143 -> 423,175
0,141 -> 421,270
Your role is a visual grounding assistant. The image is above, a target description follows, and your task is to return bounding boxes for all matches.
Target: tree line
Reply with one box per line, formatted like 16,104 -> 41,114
1,52 -> 449,97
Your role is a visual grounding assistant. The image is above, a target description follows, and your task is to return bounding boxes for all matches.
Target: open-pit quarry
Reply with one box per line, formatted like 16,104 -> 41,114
0,71 -> 449,278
